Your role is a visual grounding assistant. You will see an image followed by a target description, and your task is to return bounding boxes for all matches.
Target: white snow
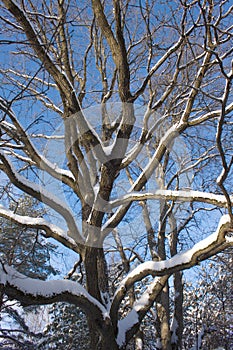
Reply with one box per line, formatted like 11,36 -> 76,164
0,151 -> 72,213
0,204 -> 76,244
122,142 -> 143,166
39,154 -> 75,180
93,182 -> 100,196
31,134 -> 64,139
0,120 -> 17,131
216,168 -> 225,185
132,278 -> 161,313
109,189 -> 230,208
170,317 -> 178,343
225,236 -> 233,243
103,141 -> 116,156
103,144 -> 113,157
116,309 -> 139,346
0,264 -> 108,319
114,215 -> 231,296
135,337 -> 143,349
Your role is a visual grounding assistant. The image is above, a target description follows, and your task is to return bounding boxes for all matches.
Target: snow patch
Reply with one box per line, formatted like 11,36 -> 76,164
117,309 -> 139,346
0,265 -> 108,319
170,317 -> 178,343
103,142 -> 115,156
115,215 -> 231,296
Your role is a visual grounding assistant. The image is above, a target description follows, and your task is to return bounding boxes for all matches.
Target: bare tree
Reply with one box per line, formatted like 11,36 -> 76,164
0,0 -> 233,349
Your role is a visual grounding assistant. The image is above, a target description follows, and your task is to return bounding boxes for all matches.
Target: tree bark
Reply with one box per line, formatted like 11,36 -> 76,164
156,202 -> 172,350
83,245 -> 118,349
87,315 -> 120,350
169,213 -> 184,350
83,246 -> 102,301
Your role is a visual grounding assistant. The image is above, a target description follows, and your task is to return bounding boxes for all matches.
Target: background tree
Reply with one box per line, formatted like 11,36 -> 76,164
0,194 -> 58,349
183,250 -> 233,350
41,302 -> 89,350
0,195 -> 58,279
0,0 -> 233,349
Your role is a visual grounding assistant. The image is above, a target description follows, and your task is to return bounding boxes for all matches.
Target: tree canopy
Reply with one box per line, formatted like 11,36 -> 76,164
0,0 -> 232,349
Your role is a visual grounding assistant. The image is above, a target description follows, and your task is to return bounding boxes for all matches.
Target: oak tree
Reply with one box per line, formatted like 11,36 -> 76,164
0,1 -> 232,349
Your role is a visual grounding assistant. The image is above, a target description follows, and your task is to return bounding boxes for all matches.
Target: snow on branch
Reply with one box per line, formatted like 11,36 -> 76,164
111,214 -> 233,340
189,101 -> 233,125
102,188 -> 231,239
116,276 -> 169,347
1,2 -> 106,161
0,151 -> 84,247
0,204 -> 79,253
108,189 -> 231,209
0,98 -> 76,188
0,263 -> 108,321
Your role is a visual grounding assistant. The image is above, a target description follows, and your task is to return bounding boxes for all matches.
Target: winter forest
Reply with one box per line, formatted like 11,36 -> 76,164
0,0 -> 232,349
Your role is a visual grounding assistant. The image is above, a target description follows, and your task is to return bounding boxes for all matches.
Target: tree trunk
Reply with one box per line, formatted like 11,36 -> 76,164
87,316 -> 120,350
156,287 -> 172,350
171,272 -> 183,350
83,246 -> 120,349
169,213 -> 184,350
83,246 -> 102,301
156,201 -> 172,350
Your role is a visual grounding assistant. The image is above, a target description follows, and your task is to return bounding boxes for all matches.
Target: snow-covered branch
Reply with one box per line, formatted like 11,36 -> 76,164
0,204 -> 79,253
0,264 -> 108,324
0,151 -> 84,247
189,101 -> 233,125
116,275 -> 169,347
111,215 -> 233,337
0,99 -> 76,188
108,189 -> 232,210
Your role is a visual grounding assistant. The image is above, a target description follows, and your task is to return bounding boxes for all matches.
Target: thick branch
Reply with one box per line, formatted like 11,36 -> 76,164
111,215 -> 233,332
0,98 -> 76,190
108,189 -> 231,210
0,204 -> 79,253
92,0 -> 131,101
0,263 -> 107,326
0,151 -> 84,247
2,1 -> 106,162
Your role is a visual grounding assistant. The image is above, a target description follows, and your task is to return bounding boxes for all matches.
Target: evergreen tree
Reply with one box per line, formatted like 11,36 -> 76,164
0,195 -> 58,349
41,302 -> 89,350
